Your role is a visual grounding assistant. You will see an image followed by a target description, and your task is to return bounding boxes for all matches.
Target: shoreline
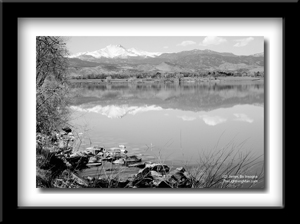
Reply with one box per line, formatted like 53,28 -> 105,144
36,128 -> 264,189
68,76 -> 264,84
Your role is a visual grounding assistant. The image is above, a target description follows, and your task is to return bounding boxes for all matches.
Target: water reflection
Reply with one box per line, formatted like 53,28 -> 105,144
68,81 -> 264,166
199,115 -> 227,126
68,81 -> 264,112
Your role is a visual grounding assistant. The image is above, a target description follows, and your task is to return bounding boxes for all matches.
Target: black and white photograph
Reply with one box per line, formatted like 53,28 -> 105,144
36,36 -> 265,189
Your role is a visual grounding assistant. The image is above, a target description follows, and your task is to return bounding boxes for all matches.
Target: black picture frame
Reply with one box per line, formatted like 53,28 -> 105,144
1,0 -> 292,220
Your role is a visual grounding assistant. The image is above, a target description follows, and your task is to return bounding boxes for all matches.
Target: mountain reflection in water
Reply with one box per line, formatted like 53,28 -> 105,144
68,81 -> 264,166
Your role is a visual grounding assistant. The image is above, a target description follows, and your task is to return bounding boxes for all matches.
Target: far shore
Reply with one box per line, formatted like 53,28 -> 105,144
68,76 -> 264,84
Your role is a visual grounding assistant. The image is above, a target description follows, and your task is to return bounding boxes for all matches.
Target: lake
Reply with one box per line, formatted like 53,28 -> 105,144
68,79 -> 264,182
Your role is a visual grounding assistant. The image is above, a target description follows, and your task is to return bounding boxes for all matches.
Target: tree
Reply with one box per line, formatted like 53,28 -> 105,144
36,36 -> 69,89
36,36 -> 70,134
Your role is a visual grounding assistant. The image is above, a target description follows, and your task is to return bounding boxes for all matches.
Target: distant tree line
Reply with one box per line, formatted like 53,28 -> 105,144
69,70 -> 264,80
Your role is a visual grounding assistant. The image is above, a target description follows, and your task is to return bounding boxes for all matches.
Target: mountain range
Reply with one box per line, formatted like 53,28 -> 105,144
68,44 -> 163,59
67,44 -> 264,76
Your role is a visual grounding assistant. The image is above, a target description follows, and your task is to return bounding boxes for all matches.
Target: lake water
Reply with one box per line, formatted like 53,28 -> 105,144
68,80 -> 264,181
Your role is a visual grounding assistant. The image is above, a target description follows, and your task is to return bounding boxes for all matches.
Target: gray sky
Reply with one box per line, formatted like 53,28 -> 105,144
65,36 -> 264,56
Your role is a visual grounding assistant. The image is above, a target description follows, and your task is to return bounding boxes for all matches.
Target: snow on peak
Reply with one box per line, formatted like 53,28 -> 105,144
68,44 -> 163,59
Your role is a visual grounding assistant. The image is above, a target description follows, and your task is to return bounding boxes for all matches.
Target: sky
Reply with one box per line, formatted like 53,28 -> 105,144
65,36 -> 264,56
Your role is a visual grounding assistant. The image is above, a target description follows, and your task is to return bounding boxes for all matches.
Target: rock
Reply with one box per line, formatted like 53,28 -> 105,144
88,156 -> 98,163
176,167 -> 186,173
102,156 -> 113,162
119,145 -> 126,149
58,140 -> 65,149
82,150 -> 94,156
86,162 -> 102,167
113,158 -> 125,165
128,162 -> 146,169
133,163 -> 170,186
87,176 -> 95,182
121,149 -> 128,154
70,151 -> 84,157
150,170 -> 163,178
125,155 -> 142,164
105,152 -> 114,157
170,172 -> 187,183
66,154 -> 89,170
113,151 -> 126,160
132,173 -> 154,188
88,145 -> 106,155
65,162 -> 72,168
68,132 -> 74,136
62,126 -> 72,133
60,131 -> 67,136
166,167 -> 193,188
70,173 -> 88,187
97,152 -> 104,157
145,163 -> 170,174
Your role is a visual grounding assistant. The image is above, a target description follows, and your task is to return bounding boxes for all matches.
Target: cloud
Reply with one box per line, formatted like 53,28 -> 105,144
70,105 -> 163,119
199,36 -> 227,46
163,46 -> 169,49
199,115 -> 227,126
233,113 -> 254,123
177,115 -> 197,121
233,37 -> 254,47
177,40 -> 197,47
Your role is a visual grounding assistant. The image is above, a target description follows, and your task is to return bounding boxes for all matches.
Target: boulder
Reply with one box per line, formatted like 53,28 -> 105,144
102,156 -> 113,162
62,126 -> 72,133
87,145 -> 106,155
58,140 -> 66,149
86,162 -> 102,167
128,162 -> 146,169
113,158 -> 125,165
70,172 -> 88,187
97,152 -> 104,157
113,151 -> 122,159
150,170 -> 163,178
69,151 -> 84,158
131,174 -> 153,188
66,154 -> 89,170
125,155 -> 142,164
60,131 -> 67,136
121,149 -> 128,154
145,163 -> 170,174
87,176 -> 95,182
166,167 -> 193,188
88,156 -> 98,163
82,150 -> 94,156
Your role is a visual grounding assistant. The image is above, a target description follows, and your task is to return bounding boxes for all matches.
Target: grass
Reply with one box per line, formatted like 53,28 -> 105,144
129,133 -> 264,189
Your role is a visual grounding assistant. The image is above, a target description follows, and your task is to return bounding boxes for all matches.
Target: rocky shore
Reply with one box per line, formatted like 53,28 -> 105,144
36,127 -> 201,188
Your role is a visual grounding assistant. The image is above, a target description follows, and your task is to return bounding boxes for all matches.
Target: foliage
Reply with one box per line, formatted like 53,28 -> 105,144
36,36 -> 70,134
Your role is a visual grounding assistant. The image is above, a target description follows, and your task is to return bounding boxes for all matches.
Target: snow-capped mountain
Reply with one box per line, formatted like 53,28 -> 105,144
68,44 -> 163,59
